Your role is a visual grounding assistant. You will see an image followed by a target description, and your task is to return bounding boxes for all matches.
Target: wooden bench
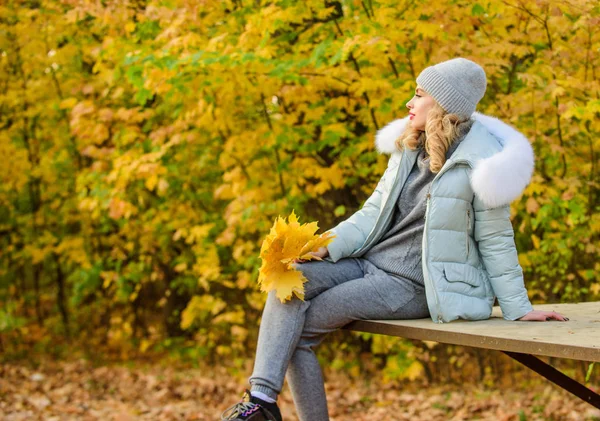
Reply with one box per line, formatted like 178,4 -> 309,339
344,301 -> 600,409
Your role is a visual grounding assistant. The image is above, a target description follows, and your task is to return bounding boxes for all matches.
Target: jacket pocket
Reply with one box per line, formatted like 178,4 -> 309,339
443,262 -> 480,288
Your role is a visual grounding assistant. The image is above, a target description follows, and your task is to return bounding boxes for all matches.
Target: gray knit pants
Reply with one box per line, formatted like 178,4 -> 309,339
248,257 -> 430,421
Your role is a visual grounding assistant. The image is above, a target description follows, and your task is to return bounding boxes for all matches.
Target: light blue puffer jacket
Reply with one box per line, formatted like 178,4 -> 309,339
324,112 -> 535,323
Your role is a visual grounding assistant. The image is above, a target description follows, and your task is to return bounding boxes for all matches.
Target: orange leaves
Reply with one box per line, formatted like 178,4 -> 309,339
108,197 -> 137,219
525,197 -> 539,214
257,210 -> 335,303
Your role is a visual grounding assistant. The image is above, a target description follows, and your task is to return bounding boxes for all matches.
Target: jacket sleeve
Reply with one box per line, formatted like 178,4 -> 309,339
473,196 -> 533,320
324,155 -> 398,262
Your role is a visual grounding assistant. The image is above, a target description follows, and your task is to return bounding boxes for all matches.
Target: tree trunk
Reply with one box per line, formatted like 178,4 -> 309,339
55,257 -> 70,338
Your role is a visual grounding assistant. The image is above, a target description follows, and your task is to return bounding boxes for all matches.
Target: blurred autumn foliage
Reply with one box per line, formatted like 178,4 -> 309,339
1,0 -> 599,383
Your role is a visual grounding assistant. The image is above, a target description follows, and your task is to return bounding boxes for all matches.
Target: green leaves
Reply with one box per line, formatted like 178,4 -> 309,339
471,4 -> 486,16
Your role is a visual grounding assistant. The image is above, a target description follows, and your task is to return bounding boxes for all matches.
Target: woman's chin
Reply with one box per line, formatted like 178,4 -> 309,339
409,121 -> 423,130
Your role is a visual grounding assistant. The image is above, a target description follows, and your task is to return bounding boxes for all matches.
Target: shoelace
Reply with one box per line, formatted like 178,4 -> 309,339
220,390 -> 259,420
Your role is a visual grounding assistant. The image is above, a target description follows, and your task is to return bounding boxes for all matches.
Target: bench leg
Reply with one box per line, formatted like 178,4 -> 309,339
502,351 -> 600,409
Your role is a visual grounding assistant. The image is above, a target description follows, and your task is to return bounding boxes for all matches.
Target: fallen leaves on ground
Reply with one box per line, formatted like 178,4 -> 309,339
1,359 -> 599,420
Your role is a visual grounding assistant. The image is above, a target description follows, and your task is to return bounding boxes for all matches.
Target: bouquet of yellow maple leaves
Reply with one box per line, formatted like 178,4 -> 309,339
258,210 -> 336,303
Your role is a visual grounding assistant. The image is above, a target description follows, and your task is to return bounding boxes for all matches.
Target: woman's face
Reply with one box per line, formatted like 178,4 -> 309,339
406,85 -> 437,131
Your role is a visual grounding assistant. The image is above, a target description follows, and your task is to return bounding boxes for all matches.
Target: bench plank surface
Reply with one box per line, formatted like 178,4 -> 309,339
345,301 -> 600,362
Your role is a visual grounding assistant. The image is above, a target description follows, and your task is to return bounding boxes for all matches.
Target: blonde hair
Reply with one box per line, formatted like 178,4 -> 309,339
395,102 -> 474,173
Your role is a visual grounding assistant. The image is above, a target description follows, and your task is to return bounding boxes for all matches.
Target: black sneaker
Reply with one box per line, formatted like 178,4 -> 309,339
220,389 -> 282,421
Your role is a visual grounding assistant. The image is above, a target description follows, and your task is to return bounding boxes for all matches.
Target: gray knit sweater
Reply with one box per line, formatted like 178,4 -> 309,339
363,126 -> 472,290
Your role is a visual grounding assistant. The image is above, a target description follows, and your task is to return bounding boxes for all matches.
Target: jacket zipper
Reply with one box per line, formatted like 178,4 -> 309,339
423,158 -> 473,324
466,209 -> 471,256
423,189 -> 443,323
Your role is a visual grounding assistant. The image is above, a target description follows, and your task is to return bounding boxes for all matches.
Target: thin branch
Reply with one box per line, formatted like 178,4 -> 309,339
554,96 -> 568,178
260,92 -> 286,197
387,56 -> 399,79
360,0 -> 372,19
584,120 -> 596,217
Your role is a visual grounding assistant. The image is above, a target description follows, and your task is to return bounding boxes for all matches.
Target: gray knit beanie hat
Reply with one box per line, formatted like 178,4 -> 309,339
416,57 -> 487,120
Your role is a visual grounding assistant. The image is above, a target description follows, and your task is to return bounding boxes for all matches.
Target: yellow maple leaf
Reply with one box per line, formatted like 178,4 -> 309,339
258,210 -> 336,303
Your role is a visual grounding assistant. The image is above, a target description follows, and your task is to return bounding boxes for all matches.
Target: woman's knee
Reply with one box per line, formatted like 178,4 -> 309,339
294,262 -> 333,299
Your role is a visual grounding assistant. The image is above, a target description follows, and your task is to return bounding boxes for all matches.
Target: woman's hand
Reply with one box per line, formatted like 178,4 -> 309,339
292,247 -> 329,264
517,310 -> 569,321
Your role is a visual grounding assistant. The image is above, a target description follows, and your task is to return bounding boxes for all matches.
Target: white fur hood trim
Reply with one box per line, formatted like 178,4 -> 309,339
374,111 -> 535,208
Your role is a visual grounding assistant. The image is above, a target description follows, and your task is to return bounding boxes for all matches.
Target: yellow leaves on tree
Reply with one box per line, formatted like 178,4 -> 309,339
258,210 -> 335,303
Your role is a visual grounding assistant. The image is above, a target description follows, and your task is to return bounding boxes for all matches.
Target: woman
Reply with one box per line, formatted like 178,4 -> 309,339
220,58 -> 568,421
